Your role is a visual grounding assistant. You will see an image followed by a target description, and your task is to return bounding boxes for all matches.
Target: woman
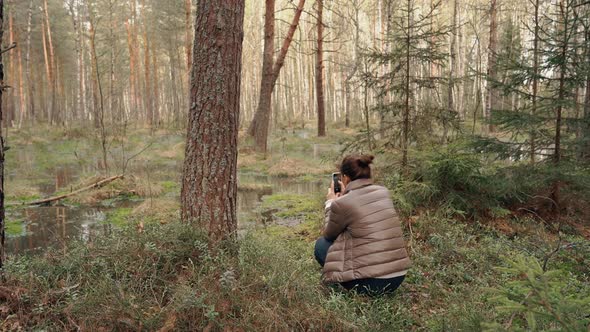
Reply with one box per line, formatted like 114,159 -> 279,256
314,155 -> 411,296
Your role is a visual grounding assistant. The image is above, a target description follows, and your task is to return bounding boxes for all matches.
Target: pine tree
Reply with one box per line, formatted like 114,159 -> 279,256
181,0 -> 245,245
365,0 -> 448,169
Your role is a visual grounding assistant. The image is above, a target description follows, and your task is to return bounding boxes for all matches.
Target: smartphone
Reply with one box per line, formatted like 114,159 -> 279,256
332,172 -> 342,194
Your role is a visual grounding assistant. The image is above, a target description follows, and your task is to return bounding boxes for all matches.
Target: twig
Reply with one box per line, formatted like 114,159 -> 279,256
122,142 -> 153,175
0,42 -> 16,55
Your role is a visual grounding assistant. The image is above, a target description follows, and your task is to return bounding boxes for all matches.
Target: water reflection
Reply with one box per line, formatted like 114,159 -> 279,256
7,172 -> 325,255
6,206 -> 110,254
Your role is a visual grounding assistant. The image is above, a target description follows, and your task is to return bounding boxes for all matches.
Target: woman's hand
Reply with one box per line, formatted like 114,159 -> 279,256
326,180 -> 345,201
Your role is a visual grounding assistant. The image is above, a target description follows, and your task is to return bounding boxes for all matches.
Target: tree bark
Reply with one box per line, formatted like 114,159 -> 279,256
247,0 -> 306,153
0,0 -> 6,269
316,0 -> 326,137
181,0 -> 245,245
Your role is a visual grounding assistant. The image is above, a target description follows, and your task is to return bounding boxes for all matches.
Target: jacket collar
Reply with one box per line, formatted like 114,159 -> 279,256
344,178 -> 373,194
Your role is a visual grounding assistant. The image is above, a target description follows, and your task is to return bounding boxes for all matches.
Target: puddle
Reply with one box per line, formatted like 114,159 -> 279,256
5,171 -> 325,255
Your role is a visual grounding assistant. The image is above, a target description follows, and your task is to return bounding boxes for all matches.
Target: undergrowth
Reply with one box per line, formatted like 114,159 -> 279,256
2,209 -> 588,331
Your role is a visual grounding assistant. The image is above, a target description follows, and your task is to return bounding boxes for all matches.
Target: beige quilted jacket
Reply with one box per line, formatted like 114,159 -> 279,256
322,179 -> 411,283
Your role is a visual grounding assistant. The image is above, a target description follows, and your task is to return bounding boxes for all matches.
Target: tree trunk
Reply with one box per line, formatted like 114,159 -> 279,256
7,12 -> 15,127
551,0 -> 570,210
316,0 -> 326,137
583,23 -> 590,160
181,0 -> 245,245
0,0 -> 6,269
25,0 -> 35,124
247,0 -> 306,153
43,0 -> 57,124
402,0 -> 411,169
152,39 -> 160,126
531,0 -> 540,163
185,0 -> 192,72
485,0 -> 498,133
444,0 -> 458,143
126,20 -> 137,120
68,0 -> 81,123
41,19 -> 51,122
16,28 -> 25,128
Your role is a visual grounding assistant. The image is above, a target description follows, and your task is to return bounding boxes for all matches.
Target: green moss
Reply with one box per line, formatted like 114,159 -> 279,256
260,193 -> 319,219
6,220 -> 26,237
105,208 -> 133,227
160,181 -> 179,192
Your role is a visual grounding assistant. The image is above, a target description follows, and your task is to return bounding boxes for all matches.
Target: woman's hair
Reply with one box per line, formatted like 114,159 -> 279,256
340,154 -> 375,181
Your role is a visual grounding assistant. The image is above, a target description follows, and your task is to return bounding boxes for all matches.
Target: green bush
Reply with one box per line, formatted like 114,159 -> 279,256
484,255 -> 590,331
386,147 -> 503,217
384,146 -> 590,218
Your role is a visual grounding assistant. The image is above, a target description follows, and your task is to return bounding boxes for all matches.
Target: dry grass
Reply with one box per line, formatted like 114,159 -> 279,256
132,198 -> 180,223
267,158 -> 332,177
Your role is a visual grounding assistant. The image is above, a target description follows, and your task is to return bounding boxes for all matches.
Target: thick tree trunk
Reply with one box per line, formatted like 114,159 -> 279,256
316,0 -> 326,137
181,0 -> 245,245
248,0 -> 275,153
247,0 -> 306,153
485,0 -> 499,133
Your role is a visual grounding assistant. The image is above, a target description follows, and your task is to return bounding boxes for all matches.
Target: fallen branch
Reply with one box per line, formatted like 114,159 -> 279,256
25,175 -> 124,206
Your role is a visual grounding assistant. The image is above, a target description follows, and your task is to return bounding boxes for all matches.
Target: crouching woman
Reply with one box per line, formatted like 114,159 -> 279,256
314,155 -> 411,296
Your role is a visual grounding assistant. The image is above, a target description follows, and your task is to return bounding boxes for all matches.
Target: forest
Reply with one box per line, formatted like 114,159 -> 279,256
0,0 -> 589,330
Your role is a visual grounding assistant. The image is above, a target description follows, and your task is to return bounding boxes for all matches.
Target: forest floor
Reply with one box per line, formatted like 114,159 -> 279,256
1,125 -> 589,331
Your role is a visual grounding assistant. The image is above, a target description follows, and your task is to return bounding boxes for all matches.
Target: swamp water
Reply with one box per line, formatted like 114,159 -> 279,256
6,170 -> 324,255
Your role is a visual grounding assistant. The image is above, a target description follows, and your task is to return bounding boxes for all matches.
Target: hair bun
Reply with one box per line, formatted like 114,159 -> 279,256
358,155 -> 374,166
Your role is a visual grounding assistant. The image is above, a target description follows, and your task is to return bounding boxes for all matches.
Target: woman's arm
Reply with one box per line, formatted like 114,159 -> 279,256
323,199 -> 349,241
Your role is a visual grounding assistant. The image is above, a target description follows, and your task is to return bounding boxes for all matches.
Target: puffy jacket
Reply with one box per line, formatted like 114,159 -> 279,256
322,178 -> 411,283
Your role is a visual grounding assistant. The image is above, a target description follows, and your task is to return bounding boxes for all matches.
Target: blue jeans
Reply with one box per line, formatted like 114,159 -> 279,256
314,237 -> 405,296
314,236 -> 333,267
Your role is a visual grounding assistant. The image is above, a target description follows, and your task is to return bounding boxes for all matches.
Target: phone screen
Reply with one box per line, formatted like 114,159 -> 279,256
332,173 -> 341,193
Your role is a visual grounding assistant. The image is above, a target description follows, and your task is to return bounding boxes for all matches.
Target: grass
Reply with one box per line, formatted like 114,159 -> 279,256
5,220 -> 26,237
2,125 -> 589,330
104,208 -> 134,227
3,205 -> 587,330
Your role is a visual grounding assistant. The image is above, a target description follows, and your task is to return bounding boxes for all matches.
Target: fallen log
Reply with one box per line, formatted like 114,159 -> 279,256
24,174 -> 124,206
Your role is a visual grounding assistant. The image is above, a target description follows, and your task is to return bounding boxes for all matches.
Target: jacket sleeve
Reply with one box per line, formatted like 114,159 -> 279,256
323,199 -> 349,241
